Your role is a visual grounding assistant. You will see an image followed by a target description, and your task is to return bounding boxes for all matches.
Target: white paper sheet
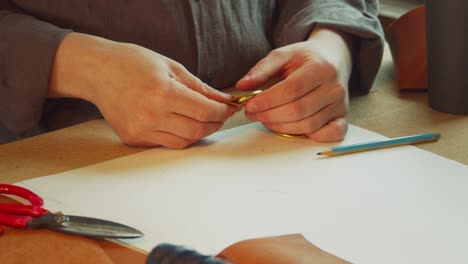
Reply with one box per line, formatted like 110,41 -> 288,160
17,123 -> 468,264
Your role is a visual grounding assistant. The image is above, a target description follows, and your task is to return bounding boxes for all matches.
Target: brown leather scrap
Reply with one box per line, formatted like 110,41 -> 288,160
1,195 -> 348,263
218,234 -> 350,264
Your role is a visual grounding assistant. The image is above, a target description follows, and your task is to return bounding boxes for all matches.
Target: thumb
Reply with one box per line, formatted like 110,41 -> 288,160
236,50 -> 289,91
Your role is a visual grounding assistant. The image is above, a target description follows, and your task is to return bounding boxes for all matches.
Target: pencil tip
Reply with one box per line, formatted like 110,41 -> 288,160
316,152 -> 321,155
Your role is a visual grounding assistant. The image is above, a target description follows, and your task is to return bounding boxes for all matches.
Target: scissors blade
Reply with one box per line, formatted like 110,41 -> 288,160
28,212 -> 144,239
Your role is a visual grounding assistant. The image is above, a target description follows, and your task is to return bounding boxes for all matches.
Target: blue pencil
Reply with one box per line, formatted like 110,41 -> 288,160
317,132 -> 441,156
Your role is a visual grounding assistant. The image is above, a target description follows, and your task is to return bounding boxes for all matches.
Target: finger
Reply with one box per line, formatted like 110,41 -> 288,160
244,67 -> 323,113
245,83 -> 341,123
307,117 -> 348,142
262,102 -> 346,136
156,113 -> 225,141
170,62 -> 233,102
166,79 -> 237,122
236,49 -> 290,91
122,130 -> 195,149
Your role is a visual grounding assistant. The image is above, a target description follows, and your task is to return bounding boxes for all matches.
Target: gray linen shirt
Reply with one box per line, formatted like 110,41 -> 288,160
0,0 -> 384,144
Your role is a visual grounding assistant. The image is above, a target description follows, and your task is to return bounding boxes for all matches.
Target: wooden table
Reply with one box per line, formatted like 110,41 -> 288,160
1,45 -> 467,184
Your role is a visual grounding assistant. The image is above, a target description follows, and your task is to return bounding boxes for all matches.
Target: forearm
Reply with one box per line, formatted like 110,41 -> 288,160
306,28 -> 355,84
49,32 -> 118,103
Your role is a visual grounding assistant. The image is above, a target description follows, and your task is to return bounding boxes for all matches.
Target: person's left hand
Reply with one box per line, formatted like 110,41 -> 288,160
236,28 -> 354,142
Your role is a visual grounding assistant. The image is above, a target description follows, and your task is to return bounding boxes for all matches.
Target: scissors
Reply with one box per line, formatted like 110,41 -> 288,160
227,90 -> 306,139
0,183 -> 144,239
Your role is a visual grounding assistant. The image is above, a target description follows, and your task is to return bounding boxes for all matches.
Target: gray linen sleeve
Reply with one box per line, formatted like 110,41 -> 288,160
274,0 -> 384,93
0,8 -> 71,143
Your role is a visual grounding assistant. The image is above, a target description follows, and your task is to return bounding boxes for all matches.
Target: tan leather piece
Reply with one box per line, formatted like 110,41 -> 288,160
1,227 -> 114,264
0,196 -> 147,264
217,234 -> 350,264
385,5 -> 427,91
1,194 -> 350,264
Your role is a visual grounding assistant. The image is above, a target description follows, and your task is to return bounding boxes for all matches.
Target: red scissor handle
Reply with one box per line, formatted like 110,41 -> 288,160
0,184 -> 43,206
0,212 -> 31,228
0,184 -> 46,232
0,204 -> 48,217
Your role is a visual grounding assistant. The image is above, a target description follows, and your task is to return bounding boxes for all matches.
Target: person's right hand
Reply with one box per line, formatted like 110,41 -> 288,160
49,33 -> 236,149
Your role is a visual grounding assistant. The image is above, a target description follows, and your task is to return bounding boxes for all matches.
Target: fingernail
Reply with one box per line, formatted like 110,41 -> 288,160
220,93 -> 233,101
241,73 -> 253,82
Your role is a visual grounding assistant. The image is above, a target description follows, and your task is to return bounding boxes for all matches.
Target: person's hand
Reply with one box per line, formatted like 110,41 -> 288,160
236,28 -> 354,142
49,33 -> 236,149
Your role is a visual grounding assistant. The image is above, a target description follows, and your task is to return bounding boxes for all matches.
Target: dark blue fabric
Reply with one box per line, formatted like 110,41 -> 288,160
146,244 -> 227,264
